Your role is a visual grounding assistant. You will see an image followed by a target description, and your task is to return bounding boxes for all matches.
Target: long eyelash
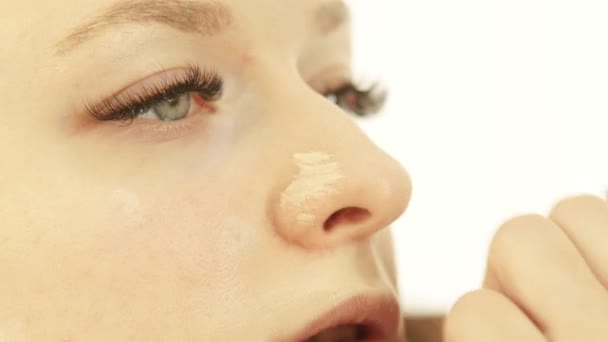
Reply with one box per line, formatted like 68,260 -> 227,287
85,65 -> 223,123
331,81 -> 388,117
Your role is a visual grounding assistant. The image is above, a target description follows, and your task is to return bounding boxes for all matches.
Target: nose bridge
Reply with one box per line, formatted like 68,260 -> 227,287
260,65 -> 366,149
259,66 -> 412,250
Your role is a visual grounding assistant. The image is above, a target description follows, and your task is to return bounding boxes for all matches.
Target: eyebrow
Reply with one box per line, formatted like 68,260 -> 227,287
55,0 -> 233,55
55,0 -> 348,56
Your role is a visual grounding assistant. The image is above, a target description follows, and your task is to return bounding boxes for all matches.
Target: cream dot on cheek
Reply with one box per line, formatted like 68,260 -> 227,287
110,188 -> 144,226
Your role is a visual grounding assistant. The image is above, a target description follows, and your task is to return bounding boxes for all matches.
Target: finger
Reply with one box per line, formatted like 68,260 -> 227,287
444,289 -> 545,342
549,194 -> 608,288
483,214 -> 608,341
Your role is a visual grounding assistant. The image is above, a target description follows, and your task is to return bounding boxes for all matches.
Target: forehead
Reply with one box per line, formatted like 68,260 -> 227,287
1,0 -> 348,49
0,0 -> 351,107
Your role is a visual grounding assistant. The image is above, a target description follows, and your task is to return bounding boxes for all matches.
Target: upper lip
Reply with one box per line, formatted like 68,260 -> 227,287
292,292 -> 401,341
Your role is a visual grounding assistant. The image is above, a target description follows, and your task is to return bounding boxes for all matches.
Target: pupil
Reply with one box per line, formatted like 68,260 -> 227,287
166,97 -> 180,106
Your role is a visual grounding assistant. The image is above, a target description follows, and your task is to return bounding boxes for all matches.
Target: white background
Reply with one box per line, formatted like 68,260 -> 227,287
348,0 -> 608,315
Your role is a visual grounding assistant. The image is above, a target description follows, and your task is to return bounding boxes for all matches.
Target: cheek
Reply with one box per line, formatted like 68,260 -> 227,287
30,184 -> 264,328
110,188 -> 145,225
92,186 -> 259,293
373,228 -> 398,288
0,178 -> 266,337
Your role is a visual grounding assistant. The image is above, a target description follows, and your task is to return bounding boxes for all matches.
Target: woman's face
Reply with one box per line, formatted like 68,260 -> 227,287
0,0 -> 411,340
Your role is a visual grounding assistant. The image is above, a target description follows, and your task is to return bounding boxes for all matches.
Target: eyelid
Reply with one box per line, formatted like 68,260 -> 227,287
308,65 -> 353,93
85,65 -> 221,122
99,67 -> 195,104
109,112 -> 207,142
76,65 -> 223,143
84,67 -> 187,121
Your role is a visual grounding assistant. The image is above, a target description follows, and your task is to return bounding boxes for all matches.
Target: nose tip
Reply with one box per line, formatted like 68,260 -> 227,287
271,150 -> 411,249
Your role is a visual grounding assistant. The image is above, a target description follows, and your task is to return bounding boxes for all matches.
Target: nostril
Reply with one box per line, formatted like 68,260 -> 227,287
323,207 -> 371,232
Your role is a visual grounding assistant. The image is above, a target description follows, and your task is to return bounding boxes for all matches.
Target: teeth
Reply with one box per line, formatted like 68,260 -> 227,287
307,325 -> 364,342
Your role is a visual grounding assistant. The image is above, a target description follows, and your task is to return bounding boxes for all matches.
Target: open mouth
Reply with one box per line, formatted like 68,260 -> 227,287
305,324 -> 371,342
295,293 -> 400,342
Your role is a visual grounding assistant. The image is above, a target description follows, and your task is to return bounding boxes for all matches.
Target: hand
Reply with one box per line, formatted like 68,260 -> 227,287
444,194 -> 608,342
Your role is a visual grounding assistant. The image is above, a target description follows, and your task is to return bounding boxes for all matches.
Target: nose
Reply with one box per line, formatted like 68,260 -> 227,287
267,82 -> 412,249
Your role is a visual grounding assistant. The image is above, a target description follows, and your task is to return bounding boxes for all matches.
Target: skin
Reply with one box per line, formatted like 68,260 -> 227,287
3,1 -> 606,342
405,197 -> 608,342
445,195 -> 608,342
0,0 -> 412,340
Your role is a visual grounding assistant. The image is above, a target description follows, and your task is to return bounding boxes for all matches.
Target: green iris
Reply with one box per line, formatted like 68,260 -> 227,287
152,93 -> 191,121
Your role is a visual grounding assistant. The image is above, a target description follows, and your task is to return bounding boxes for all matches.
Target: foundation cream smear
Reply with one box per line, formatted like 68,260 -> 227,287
281,152 -> 344,226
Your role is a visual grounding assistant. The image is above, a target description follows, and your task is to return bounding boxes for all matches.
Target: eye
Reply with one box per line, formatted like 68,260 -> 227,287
140,93 -> 193,121
324,82 -> 388,117
85,65 -> 223,124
